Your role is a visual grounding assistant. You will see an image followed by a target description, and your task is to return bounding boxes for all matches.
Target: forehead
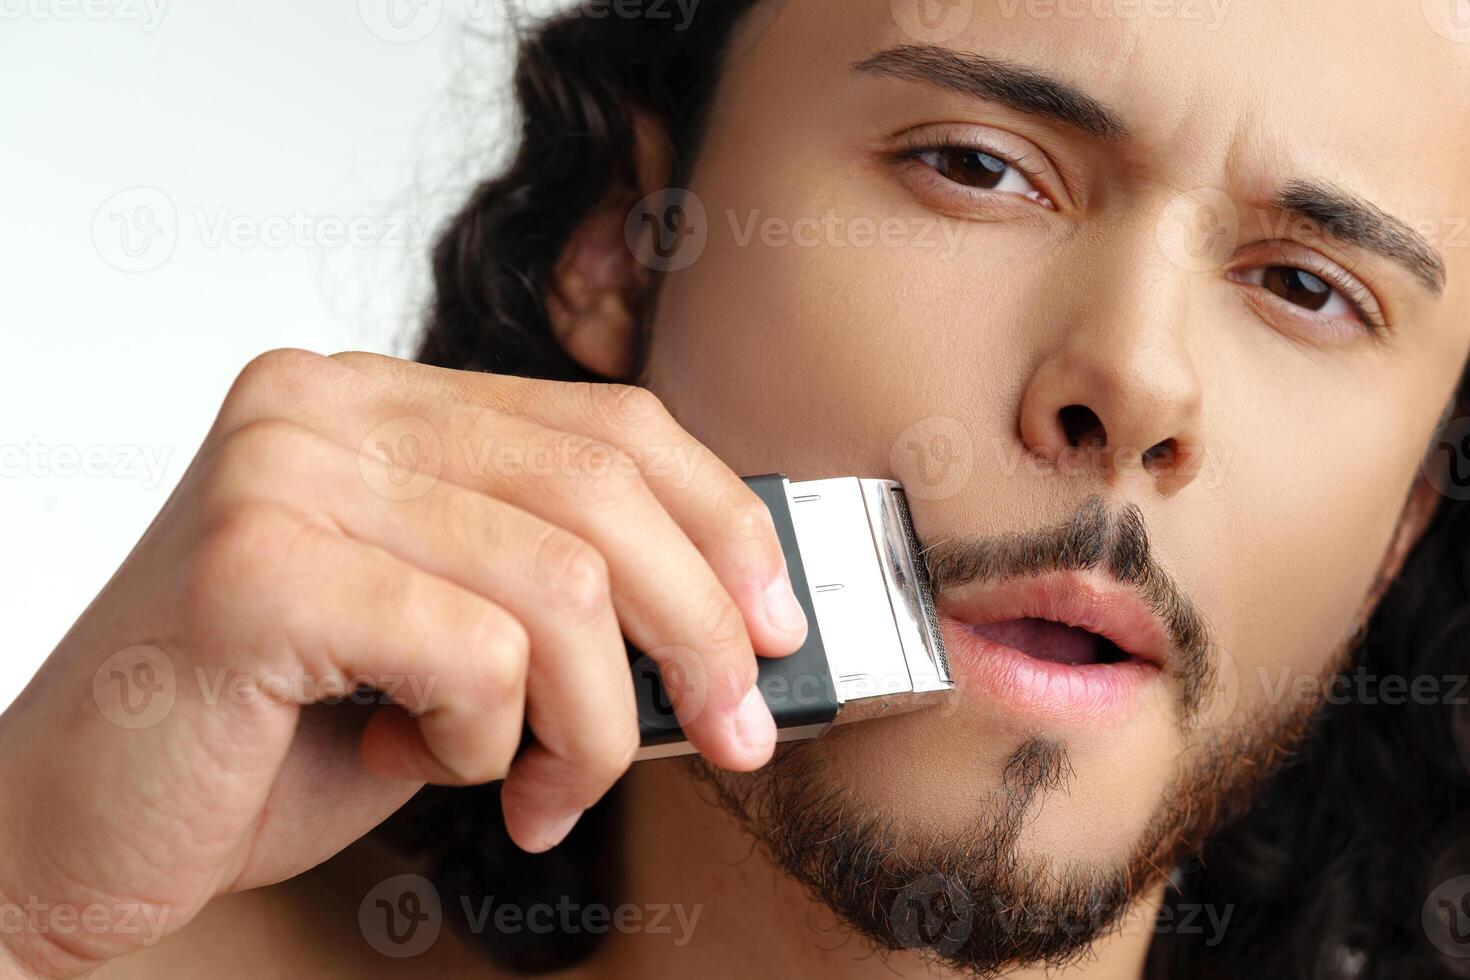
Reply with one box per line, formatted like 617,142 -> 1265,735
738,0 -> 1470,147
724,0 -> 1470,286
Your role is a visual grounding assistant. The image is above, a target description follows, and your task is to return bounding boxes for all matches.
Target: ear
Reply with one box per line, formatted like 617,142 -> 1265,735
546,110 -> 674,380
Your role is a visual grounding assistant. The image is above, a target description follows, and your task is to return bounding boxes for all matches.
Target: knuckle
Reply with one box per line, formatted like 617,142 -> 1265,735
531,526 -> 610,617
232,347 -> 326,398
594,383 -> 670,432
599,445 -> 644,492
576,723 -> 640,787
721,485 -> 778,548
188,501 -> 303,605
198,419 -> 311,507
694,587 -> 749,652
240,346 -> 325,382
556,437 -> 646,505
462,606 -> 530,704
219,415 -> 308,465
219,348 -> 331,430
327,350 -> 382,370
433,729 -> 513,785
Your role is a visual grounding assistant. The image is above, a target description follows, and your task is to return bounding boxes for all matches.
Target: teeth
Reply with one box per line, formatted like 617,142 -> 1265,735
971,618 -> 1102,666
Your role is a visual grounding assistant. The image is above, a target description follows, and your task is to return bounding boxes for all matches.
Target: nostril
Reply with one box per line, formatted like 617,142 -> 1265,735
1058,404 -> 1106,448
1142,438 -> 1177,473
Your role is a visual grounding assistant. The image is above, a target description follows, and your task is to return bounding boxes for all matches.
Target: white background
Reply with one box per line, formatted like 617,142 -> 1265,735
0,0 -> 557,709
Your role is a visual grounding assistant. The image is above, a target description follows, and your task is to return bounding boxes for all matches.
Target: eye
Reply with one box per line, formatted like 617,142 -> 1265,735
1250,267 -> 1354,316
1229,261 -> 1381,332
914,146 -> 1055,209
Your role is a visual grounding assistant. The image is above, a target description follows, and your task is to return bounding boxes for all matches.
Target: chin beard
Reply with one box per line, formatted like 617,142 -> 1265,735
684,696 -> 1321,978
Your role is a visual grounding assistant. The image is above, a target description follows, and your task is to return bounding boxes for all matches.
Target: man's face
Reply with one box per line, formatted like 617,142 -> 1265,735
637,0 -> 1470,961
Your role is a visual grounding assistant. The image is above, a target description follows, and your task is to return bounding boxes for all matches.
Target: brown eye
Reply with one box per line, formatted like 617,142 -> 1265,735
908,143 -> 1055,208
1262,266 -> 1334,311
1230,261 -> 1369,330
929,148 -> 1009,189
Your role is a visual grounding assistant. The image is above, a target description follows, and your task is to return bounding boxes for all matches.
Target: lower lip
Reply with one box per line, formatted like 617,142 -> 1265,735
939,615 -> 1160,724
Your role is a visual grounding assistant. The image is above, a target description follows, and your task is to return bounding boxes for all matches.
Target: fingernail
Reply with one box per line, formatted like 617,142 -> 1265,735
535,809 -> 585,852
762,570 -> 808,637
732,683 -> 776,753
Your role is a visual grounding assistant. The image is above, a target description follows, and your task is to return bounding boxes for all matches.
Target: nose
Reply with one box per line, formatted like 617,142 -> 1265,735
1017,272 -> 1205,496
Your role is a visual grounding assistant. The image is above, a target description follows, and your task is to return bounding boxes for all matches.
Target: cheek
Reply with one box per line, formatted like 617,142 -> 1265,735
644,180 -> 1043,484
642,41 -> 1062,487
1189,400 -> 1429,727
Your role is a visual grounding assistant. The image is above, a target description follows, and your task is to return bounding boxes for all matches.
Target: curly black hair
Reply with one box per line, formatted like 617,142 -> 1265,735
379,3 -> 1470,976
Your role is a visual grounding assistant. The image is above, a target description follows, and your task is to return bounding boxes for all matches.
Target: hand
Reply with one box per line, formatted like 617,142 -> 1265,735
0,349 -> 807,978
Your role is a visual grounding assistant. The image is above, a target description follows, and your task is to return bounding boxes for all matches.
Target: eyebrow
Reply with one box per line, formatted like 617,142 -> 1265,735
857,48 -> 1447,297
1273,180 -> 1446,295
853,45 -> 1129,140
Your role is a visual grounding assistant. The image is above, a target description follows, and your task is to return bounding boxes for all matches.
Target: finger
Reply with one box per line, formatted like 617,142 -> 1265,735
206,351 -> 775,770
209,421 -> 640,851
186,496 -> 529,785
327,352 -> 809,659
234,702 -> 422,890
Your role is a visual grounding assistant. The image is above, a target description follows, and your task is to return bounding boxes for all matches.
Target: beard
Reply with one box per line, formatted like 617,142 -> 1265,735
684,495 -> 1340,977
685,696 -> 1322,977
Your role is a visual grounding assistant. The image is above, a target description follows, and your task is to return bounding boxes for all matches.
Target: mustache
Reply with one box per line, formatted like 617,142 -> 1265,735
920,495 -> 1217,720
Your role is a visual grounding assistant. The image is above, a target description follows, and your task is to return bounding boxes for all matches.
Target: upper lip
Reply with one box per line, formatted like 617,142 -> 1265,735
934,569 -> 1173,671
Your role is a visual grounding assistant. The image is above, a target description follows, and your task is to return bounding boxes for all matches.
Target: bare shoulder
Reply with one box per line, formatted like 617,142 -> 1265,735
93,837 -> 505,979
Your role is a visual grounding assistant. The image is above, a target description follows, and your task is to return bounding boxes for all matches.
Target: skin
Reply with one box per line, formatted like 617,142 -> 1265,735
646,0 -> 1467,865
0,354 -> 810,977
5,0 -> 1469,977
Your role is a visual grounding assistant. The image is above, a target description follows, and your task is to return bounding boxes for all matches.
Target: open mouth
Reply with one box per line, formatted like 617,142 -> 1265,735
968,618 -> 1135,666
936,571 -> 1171,722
